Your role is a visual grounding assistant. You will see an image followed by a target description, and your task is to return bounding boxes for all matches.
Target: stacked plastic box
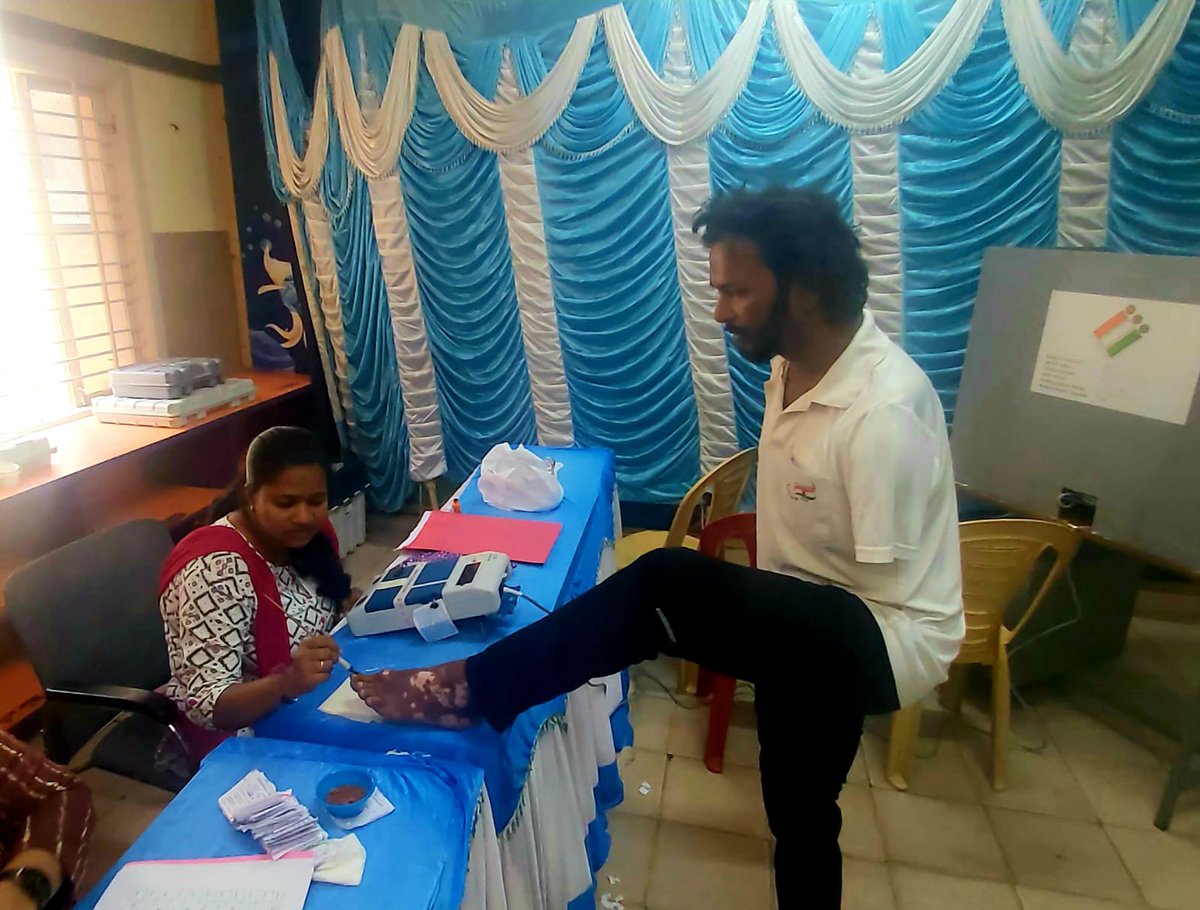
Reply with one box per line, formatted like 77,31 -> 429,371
91,358 -> 257,428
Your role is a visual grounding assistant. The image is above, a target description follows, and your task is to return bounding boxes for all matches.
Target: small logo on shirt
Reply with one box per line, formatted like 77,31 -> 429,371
787,481 -> 817,502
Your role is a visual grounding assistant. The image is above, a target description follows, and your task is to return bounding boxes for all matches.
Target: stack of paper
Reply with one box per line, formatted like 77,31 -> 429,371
219,770 -> 327,859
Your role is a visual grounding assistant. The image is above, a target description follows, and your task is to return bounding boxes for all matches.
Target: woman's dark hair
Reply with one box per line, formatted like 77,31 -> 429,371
692,186 -> 869,326
210,426 -> 351,601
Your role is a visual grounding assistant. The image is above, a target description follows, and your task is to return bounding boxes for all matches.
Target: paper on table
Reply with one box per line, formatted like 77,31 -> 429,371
93,854 -> 314,910
319,678 -> 383,724
400,510 -> 561,564
328,788 -> 394,830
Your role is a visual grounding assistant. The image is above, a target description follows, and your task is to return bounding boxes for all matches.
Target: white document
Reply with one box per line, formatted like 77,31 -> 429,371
1030,291 -> 1200,425
94,855 -> 314,910
328,788 -> 394,830
319,678 -> 383,724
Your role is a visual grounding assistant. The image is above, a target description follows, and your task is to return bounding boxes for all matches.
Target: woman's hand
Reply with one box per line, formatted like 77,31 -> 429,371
279,634 -> 340,699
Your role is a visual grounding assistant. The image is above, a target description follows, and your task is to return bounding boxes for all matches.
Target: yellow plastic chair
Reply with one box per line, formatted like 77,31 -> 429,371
616,447 -> 757,692
885,519 -> 1081,791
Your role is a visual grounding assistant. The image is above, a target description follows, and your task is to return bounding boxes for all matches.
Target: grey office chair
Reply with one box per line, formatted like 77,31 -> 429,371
5,519 -> 196,792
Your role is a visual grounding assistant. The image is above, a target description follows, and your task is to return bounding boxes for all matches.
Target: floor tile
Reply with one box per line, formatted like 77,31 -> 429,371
646,821 -> 772,910
660,755 -> 768,837
960,734 -> 1096,822
1016,885 -> 1147,910
862,729 -> 979,803
847,744 -> 869,786
843,858 -> 896,910
600,814 -> 656,906
891,865 -> 1021,910
628,696 -> 673,754
1069,758 -> 1200,836
840,783 -> 886,863
1036,702 -> 1164,770
666,701 -> 760,768
1105,824 -> 1200,910
364,511 -> 420,544
988,808 -> 1139,902
343,543 -> 401,587
874,789 -> 1009,880
616,749 -> 667,818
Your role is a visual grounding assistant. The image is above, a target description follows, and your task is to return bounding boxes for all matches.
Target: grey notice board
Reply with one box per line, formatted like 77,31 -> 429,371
952,247 -> 1200,576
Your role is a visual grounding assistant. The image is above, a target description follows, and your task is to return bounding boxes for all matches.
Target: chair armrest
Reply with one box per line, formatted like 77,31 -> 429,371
43,684 -> 177,725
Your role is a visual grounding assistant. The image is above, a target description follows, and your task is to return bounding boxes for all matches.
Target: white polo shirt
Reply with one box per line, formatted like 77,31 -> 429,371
756,311 -> 964,707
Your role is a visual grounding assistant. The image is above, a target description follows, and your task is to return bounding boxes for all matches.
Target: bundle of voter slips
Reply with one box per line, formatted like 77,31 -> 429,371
218,769 -> 327,859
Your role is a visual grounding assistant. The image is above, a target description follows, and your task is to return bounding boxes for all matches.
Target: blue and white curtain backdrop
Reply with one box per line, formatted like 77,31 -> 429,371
256,0 -> 1200,508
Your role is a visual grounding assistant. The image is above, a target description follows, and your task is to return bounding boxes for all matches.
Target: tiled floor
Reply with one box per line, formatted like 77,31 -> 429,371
597,657 -> 1200,910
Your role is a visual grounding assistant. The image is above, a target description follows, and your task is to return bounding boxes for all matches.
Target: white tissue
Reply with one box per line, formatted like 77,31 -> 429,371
313,833 -> 366,886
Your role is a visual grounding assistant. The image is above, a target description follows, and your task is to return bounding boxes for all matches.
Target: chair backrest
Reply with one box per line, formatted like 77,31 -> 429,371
698,513 -> 758,568
664,448 -> 758,549
5,519 -> 175,691
957,518 -> 1081,664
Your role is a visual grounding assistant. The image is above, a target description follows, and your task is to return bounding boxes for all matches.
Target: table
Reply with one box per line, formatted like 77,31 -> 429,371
77,737 -> 505,910
256,447 -> 633,910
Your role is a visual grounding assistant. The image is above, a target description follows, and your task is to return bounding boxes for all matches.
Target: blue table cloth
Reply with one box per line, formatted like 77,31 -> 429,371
77,737 -> 484,910
256,447 -> 621,831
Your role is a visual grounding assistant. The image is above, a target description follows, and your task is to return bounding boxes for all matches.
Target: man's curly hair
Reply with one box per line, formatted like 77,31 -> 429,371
693,186 -> 868,326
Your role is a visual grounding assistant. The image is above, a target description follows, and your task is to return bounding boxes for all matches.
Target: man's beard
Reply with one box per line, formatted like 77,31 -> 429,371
728,289 -> 789,364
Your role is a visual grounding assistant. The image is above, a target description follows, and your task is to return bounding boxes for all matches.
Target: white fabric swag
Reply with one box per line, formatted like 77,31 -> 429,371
266,0 -> 1193,199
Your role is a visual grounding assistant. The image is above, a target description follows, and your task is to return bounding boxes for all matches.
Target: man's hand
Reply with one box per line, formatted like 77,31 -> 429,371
279,635 -> 340,699
0,849 -> 62,910
0,880 -> 36,910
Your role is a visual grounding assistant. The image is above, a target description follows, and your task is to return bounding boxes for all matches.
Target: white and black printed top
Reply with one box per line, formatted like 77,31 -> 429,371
160,517 -> 340,729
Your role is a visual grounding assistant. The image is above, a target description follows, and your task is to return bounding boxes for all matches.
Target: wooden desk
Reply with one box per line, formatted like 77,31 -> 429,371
0,371 -> 313,728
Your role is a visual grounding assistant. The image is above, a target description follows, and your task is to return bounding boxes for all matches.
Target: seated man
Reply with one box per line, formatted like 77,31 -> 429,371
353,187 -> 965,909
0,730 -> 93,910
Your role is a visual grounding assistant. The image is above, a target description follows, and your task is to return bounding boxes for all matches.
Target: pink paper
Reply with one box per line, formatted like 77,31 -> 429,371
404,510 -> 561,565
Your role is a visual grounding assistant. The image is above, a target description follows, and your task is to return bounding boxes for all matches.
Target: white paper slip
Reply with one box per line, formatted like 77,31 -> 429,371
94,854 -> 314,910
319,678 -> 384,724
328,788 -> 394,830
219,769 -> 280,823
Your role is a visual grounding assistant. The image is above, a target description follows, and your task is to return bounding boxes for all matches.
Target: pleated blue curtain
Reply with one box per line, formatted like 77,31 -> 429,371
1109,1 -> 1200,255
400,49 -> 538,479
258,0 -> 1200,505
515,7 -> 702,502
690,0 -> 867,451
324,140 -> 414,510
893,1 -> 1076,421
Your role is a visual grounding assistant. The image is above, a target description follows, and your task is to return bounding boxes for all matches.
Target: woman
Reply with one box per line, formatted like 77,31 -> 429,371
159,426 -> 353,755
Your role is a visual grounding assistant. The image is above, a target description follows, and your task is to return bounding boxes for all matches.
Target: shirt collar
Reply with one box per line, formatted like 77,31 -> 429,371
775,310 -> 890,413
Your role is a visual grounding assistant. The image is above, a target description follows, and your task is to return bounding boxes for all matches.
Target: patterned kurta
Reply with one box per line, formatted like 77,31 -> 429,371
160,518 -> 339,729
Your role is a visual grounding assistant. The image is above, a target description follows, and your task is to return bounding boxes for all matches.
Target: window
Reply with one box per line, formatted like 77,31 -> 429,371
0,66 -> 139,440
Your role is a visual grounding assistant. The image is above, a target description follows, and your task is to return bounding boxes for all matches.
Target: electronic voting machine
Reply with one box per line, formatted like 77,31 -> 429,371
346,552 -> 514,641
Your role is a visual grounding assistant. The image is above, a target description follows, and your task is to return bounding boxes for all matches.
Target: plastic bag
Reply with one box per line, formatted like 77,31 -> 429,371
477,443 -> 563,512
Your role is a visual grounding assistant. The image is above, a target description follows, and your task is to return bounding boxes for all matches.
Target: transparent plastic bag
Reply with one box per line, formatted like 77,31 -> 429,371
477,443 -> 563,512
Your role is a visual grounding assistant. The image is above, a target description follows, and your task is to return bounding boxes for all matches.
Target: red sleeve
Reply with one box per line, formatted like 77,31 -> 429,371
0,731 -> 94,895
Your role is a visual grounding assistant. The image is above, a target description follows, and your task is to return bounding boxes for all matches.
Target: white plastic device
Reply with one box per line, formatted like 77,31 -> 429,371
347,551 -> 513,639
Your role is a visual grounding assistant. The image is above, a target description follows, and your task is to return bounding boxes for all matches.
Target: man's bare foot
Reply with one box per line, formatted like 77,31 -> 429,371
350,660 -> 474,727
